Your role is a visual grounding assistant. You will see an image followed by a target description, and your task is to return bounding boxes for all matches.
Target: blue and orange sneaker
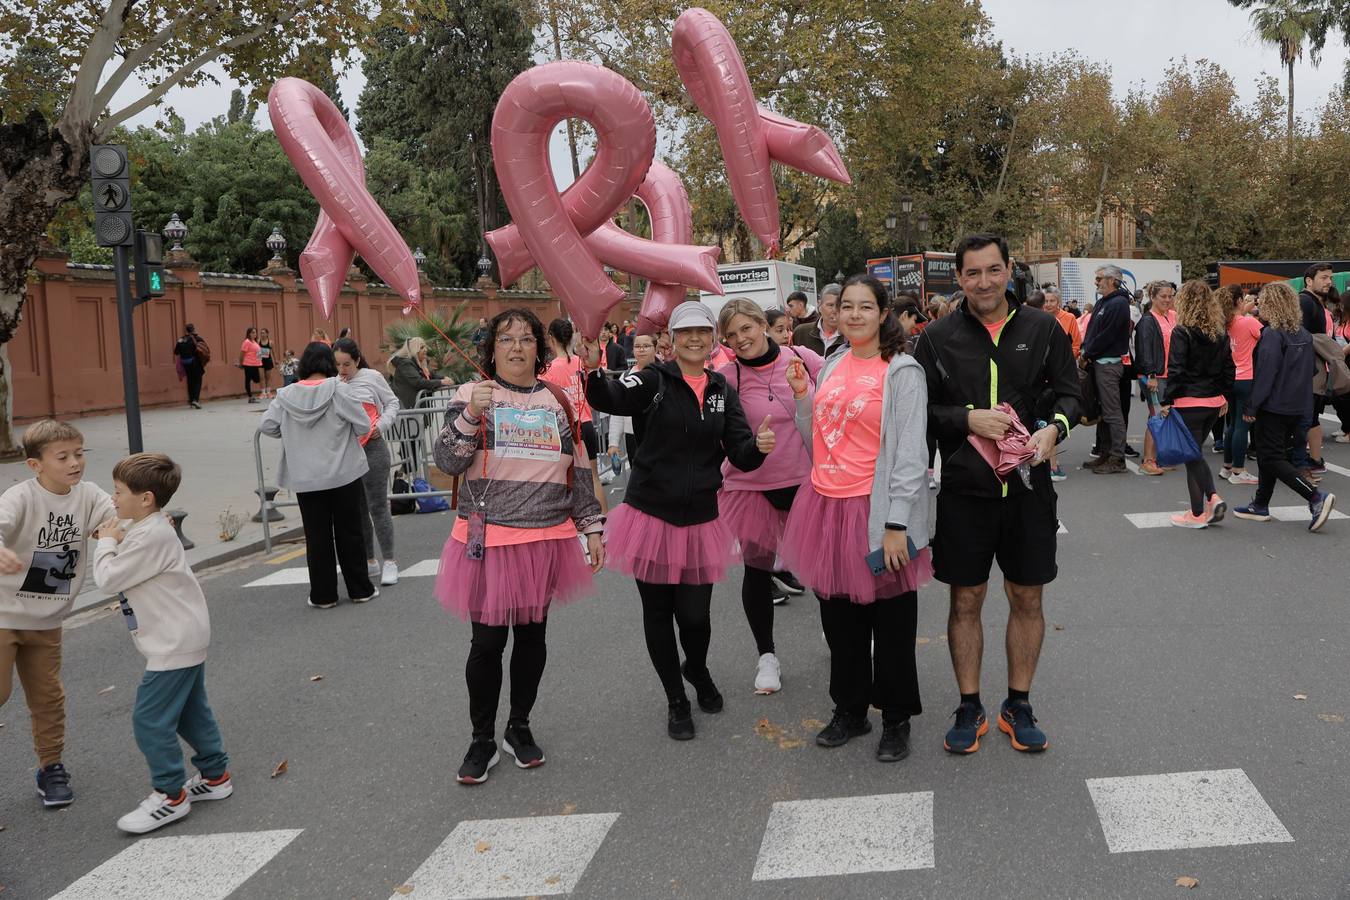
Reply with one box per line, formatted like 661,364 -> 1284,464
998,699 -> 1049,752
943,702 -> 988,754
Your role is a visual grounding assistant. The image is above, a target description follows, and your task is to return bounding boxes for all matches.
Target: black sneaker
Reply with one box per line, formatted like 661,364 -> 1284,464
456,739 -> 499,785
1123,444 -> 1140,458
876,720 -> 911,762
681,662 -> 724,713
770,584 -> 789,606
36,762 -> 74,807
771,571 -> 805,596
667,699 -> 695,740
815,711 -> 872,747
503,722 -> 545,768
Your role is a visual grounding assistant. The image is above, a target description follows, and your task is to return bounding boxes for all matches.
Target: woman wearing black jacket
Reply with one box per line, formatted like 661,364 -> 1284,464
1161,281 -> 1235,528
584,302 -> 774,740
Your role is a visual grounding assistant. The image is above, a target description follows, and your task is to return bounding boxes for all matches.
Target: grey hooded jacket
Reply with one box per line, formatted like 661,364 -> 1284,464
259,378 -> 370,492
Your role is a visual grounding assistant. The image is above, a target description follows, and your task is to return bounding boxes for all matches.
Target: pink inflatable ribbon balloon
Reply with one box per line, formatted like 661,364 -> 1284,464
607,161 -> 698,334
488,61 -> 723,338
672,7 -> 852,257
268,77 -> 421,318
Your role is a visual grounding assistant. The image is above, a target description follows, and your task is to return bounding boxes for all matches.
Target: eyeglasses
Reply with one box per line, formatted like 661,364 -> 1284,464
495,335 -> 537,348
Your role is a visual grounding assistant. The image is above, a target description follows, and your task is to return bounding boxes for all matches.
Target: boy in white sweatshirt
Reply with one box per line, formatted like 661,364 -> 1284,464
93,452 -> 232,834
0,419 -> 115,808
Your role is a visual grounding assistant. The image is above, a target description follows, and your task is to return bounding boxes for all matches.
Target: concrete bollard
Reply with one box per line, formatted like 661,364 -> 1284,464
167,509 -> 195,550
252,485 -> 285,523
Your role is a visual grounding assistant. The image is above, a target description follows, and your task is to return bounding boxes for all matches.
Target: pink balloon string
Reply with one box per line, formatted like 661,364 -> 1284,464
672,7 -> 851,257
268,77 -> 421,319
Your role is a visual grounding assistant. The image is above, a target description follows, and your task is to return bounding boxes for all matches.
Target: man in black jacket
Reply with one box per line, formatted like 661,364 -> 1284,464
1079,265 -> 1134,473
792,283 -> 847,356
913,233 -> 1079,757
1296,263 -> 1335,472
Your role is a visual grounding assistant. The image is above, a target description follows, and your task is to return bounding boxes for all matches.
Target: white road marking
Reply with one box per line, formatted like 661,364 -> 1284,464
1321,461 -> 1350,479
395,813 -> 619,898
1124,506 -> 1347,528
752,793 -> 934,881
245,560 -> 440,587
51,829 -> 303,899
1124,459 -> 1140,475
1057,520 -> 1068,534
1087,769 -> 1293,853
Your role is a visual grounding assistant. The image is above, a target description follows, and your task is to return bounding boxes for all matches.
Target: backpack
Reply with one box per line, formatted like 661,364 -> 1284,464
413,476 -> 449,513
193,336 -> 212,366
389,475 -> 416,516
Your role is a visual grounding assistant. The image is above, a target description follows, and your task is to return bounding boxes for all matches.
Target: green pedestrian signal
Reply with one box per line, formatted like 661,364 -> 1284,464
133,230 -> 165,305
149,270 -> 162,291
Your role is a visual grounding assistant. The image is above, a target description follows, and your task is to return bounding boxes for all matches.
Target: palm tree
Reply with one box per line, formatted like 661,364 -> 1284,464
1248,0 -> 1327,157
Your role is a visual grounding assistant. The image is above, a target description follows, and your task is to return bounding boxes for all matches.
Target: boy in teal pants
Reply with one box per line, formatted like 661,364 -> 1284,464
93,452 -> 233,834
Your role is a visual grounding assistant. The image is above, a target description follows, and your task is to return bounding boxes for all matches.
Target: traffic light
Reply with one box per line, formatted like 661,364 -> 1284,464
134,230 -> 164,304
89,144 -> 134,247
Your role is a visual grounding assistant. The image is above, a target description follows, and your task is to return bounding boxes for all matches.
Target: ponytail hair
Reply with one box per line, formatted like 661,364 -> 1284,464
841,273 -> 907,360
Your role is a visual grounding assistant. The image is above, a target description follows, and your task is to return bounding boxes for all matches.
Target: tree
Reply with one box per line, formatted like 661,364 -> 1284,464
1244,0 -> 1328,156
797,205 -> 871,286
0,2 -> 404,455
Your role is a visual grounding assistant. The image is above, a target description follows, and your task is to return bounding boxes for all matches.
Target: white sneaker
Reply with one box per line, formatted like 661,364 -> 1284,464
1229,471 -> 1259,485
599,469 -> 616,485
381,561 -> 399,585
754,652 -> 781,695
117,789 -> 191,834
184,772 -> 233,801
351,587 -> 380,604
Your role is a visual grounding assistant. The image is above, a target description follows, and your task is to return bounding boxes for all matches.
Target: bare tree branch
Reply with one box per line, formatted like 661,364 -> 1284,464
91,10 -> 194,112
66,0 -> 133,127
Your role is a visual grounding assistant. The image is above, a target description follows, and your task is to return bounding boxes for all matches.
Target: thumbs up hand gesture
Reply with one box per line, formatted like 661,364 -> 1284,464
756,415 -> 776,454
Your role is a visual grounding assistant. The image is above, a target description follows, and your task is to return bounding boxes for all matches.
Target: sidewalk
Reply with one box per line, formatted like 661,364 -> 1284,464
4,396 -> 298,612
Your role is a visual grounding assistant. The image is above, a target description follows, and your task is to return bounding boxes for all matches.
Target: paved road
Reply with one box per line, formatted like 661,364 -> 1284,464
4,408 -> 1350,899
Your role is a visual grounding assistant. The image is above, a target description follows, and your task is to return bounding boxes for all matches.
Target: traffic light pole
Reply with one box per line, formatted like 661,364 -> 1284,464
113,245 -> 143,454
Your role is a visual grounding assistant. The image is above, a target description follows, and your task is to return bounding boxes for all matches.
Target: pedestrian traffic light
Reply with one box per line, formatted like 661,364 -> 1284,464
134,230 -> 164,304
89,144 -> 134,247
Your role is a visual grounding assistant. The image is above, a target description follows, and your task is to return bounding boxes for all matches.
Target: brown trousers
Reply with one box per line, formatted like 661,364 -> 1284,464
0,627 -> 65,766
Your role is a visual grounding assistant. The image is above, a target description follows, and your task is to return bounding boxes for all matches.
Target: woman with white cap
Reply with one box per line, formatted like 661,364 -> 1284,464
583,301 -> 776,741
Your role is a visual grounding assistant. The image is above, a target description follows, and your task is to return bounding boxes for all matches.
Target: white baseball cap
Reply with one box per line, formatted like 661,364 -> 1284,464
668,301 -> 717,332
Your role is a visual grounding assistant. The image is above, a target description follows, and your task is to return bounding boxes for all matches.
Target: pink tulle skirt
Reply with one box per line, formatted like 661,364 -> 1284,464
718,488 -> 790,570
604,502 -> 737,585
435,535 -> 594,626
780,487 -> 933,604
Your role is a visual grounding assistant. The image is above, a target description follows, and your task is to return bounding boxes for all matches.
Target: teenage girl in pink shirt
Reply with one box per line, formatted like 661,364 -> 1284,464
780,274 -> 933,763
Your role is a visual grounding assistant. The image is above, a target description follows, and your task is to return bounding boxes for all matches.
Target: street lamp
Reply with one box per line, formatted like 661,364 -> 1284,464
834,269 -> 845,284
884,211 -> 898,232
413,246 -> 427,270
917,213 -> 930,250
900,195 -> 913,216
477,254 -> 493,280
162,212 -> 187,251
265,226 -> 286,262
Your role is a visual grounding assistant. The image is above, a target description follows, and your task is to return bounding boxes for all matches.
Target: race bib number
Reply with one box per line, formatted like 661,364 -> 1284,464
493,407 -> 562,461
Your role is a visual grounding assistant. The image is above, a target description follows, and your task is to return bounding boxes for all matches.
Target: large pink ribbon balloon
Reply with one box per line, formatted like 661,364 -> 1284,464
268,77 -> 421,318
488,61 -> 723,338
672,8 -> 852,257
612,161 -> 698,334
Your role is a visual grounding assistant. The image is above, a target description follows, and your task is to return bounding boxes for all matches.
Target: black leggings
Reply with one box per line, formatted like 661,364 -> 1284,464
466,619 -> 547,740
742,565 -> 775,655
636,581 -> 713,703
818,591 -> 921,723
1177,407 -> 1220,515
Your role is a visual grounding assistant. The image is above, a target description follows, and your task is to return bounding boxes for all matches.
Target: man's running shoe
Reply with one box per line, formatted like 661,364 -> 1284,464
503,723 -> 545,768
117,789 -> 190,833
754,652 -> 781,695
1310,491 -> 1337,532
1204,493 -> 1227,524
456,739 -> 499,785
1123,444 -> 1140,458
943,702 -> 988,754
771,571 -> 805,596
1170,510 -> 1210,529
1093,456 -> 1127,474
1233,503 -> 1272,522
876,720 -> 911,762
35,762 -> 73,807
184,771 -> 233,801
998,699 -> 1049,752
816,711 -> 872,747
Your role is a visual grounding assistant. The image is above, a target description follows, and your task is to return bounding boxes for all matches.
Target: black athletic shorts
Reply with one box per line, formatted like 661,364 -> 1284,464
579,421 -> 600,461
932,489 -> 1059,587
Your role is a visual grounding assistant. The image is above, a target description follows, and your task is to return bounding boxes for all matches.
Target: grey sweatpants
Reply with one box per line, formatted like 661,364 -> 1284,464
357,436 -> 396,562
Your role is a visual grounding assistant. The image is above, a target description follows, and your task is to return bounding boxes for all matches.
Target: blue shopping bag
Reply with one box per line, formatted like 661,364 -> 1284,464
1147,406 -> 1202,468
412,477 -> 450,513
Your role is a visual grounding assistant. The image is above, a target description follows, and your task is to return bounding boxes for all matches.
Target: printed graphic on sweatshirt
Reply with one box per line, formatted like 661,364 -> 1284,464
18,512 -> 81,596
494,407 -> 562,461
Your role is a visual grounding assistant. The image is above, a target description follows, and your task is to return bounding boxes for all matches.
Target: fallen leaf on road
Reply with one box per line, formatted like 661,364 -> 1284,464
778,739 -> 804,750
754,718 -> 784,740
1294,693 -> 1308,701
545,875 -> 561,885
1175,875 -> 1199,888
97,685 -> 115,695
1053,623 -> 1065,631
270,759 -> 288,778
474,840 -> 491,853
308,674 -> 323,682
801,718 -> 825,730
916,637 -> 930,645
937,634 -> 947,642
1319,713 -> 1345,723
394,886 -> 414,895
560,802 -> 577,815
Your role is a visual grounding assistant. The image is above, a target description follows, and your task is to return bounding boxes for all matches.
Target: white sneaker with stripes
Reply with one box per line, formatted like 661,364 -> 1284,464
117,789 -> 191,834
185,772 -> 233,801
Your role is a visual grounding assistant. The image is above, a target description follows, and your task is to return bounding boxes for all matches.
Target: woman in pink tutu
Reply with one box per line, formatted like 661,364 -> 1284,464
714,299 -> 823,695
781,274 -> 933,763
583,301 -> 776,741
433,308 -> 605,786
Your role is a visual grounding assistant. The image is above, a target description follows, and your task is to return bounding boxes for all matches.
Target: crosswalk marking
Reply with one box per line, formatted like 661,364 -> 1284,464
752,793 -> 935,881
394,813 -> 618,899
1321,461 -> 1350,479
1124,506 -> 1348,529
1087,769 -> 1292,853
244,560 -> 440,588
51,828 -> 303,899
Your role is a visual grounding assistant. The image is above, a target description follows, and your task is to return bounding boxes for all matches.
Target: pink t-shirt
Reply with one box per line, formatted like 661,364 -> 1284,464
984,314 -> 1010,341
683,373 -> 708,406
1152,309 -> 1177,376
241,339 -> 262,367
1173,396 -> 1225,409
541,355 -> 593,423
810,353 -> 887,498
1228,315 -> 1262,381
